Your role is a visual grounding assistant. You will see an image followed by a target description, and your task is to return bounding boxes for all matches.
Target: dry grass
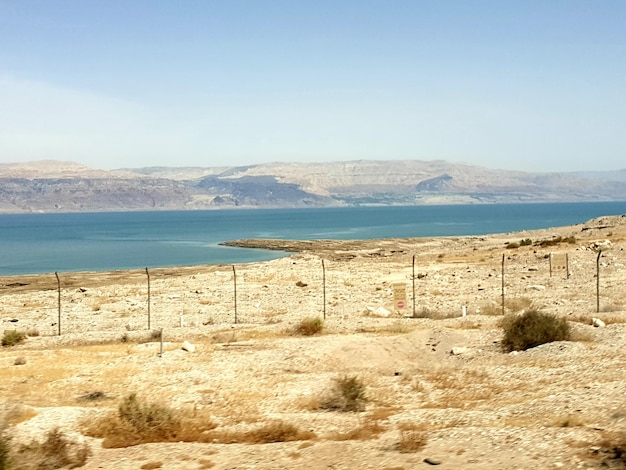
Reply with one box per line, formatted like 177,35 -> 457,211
395,423 -> 428,453
2,331 -> 26,347
356,322 -> 414,335
84,393 -> 217,448
328,421 -> 386,441
12,427 -> 90,470
594,431 -> 626,464
207,421 -> 316,444
500,309 -> 571,352
320,376 -> 367,412
291,317 -> 323,336
418,366 -> 504,409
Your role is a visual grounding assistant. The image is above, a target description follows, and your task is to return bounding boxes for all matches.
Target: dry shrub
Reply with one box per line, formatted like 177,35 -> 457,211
85,393 -> 216,448
209,421 -> 315,444
320,376 -> 367,412
2,331 -> 26,347
356,323 -> 412,335
570,313 -> 626,325
14,428 -> 90,469
418,366 -> 503,409
0,426 -> 10,470
501,309 -> 571,352
537,235 -> 576,247
396,423 -> 428,453
329,421 -> 386,441
593,431 -> 626,465
292,317 -> 323,336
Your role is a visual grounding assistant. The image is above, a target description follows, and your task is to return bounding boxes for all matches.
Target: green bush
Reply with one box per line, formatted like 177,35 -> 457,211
501,309 -> 571,352
2,331 -> 26,347
321,376 -> 367,412
292,317 -> 323,336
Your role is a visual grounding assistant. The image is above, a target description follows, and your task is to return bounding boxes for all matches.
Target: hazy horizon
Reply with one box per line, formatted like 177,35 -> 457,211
1,1 -> 625,173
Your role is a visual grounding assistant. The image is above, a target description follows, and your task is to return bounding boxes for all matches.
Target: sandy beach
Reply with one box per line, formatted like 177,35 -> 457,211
1,215 -> 625,469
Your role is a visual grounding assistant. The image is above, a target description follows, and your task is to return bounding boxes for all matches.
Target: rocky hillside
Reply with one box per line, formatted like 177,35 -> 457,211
0,159 -> 625,213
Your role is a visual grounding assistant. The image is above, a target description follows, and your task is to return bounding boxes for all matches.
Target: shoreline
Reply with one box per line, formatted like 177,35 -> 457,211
2,214 -> 624,288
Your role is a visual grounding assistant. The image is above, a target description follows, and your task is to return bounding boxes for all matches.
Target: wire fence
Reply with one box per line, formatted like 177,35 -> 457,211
1,246 -> 625,337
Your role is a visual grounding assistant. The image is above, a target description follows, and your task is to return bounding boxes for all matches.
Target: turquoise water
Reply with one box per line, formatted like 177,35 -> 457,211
1,202 -> 625,275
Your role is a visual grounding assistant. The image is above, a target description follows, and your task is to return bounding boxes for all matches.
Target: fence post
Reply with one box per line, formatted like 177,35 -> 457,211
596,251 -> 601,313
322,259 -> 326,320
55,272 -> 61,335
232,265 -> 238,324
501,254 -> 505,315
412,255 -> 416,318
146,267 -> 151,330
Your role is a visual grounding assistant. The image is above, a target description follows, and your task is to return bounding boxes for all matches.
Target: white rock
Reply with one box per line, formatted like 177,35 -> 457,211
591,318 -> 606,328
527,285 -> 546,291
451,346 -> 469,355
366,306 -> 391,317
181,340 -> 196,353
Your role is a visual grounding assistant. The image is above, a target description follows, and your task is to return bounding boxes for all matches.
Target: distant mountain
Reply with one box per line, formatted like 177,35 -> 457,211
0,159 -> 625,213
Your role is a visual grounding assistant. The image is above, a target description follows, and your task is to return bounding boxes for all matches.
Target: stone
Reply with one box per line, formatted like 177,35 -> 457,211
181,340 -> 196,353
591,318 -> 606,328
424,458 -> 442,465
527,285 -> 546,291
451,346 -> 469,355
366,306 -> 391,317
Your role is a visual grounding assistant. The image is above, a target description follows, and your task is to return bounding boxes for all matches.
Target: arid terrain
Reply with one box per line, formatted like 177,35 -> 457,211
1,215 -> 626,469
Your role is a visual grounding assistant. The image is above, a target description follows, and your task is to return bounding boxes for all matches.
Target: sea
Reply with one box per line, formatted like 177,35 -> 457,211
1,201 -> 625,276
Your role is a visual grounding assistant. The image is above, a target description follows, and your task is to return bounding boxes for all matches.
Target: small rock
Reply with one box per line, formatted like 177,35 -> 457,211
527,285 -> 546,291
295,281 -> 308,287
424,457 -> 442,465
591,318 -> 606,328
181,341 -> 196,353
366,306 -> 391,317
14,356 -> 26,366
451,346 -> 469,355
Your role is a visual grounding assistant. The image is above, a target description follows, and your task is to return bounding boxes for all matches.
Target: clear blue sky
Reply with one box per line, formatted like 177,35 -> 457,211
1,1 -> 624,172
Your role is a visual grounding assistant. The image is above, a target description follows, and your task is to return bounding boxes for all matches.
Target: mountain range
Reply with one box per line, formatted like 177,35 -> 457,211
0,159 -> 625,213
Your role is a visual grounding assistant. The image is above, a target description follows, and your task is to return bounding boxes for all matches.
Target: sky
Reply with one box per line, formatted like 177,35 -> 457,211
0,1 -> 625,172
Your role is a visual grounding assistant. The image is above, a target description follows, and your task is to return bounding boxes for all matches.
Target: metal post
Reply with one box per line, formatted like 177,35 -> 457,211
412,255 -> 416,318
146,267 -> 151,330
159,328 -> 163,357
232,265 -> 238,324
596,251 -> 601,313
501,254 -> 505,315
55,272 -> 61,335
549,253 -> 553,277
322,259 -> 326,320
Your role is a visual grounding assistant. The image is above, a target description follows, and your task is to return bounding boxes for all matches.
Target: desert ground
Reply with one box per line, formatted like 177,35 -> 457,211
1,214 -> 626,469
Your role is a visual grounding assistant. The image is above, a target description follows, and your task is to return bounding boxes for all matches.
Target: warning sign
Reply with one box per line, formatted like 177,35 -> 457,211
393,283 -> 407,311
550,253 -> 569,277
